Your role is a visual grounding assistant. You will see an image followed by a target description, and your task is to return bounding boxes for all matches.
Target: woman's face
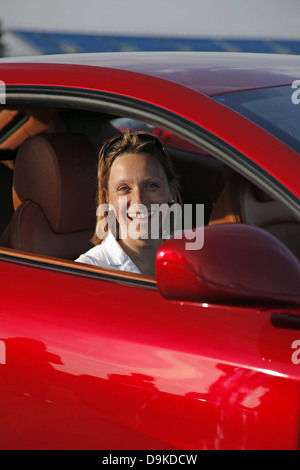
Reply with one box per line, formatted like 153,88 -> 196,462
106,152 -> 172,242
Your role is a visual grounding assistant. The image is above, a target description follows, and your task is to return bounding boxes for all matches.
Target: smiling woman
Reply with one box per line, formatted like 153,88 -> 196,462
75,131 -> 182,276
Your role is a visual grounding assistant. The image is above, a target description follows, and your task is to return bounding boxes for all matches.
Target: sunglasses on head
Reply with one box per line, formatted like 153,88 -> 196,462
102,132 -> 166,160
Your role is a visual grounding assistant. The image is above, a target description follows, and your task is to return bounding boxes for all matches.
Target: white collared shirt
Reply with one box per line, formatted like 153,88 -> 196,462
75,231 -> 141,273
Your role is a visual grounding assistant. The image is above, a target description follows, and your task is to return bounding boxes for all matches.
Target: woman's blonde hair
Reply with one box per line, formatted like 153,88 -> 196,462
91,131 -> 182,245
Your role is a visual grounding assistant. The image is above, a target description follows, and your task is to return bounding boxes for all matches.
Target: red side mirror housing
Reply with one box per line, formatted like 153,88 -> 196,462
156,224 -> 300,305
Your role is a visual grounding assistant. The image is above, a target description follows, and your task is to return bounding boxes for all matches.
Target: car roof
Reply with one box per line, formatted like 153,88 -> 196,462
1,51 -> 299,95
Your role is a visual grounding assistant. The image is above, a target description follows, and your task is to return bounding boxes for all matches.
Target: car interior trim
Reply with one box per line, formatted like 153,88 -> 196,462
0,249 -> 157,288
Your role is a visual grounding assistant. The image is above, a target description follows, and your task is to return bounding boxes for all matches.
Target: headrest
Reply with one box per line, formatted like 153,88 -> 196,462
223,166 -> 272,202
13,133 -> 98,233
234,174 -> 296,227
48,110 -> 106,150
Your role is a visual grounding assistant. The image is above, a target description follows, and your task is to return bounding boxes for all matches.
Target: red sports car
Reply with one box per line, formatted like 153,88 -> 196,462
0,51 -> 300,450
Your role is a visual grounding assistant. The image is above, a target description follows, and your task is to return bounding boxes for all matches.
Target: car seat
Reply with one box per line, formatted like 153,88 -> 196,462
4,133 -> 98,260
209,171 -> 300,260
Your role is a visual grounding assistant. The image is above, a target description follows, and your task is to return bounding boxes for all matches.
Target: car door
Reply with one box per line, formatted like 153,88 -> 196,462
0,63 -> 300,449
1,237 -> 300,450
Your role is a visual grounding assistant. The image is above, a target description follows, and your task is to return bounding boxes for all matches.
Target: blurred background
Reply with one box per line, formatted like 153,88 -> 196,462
0,0 -> 300,57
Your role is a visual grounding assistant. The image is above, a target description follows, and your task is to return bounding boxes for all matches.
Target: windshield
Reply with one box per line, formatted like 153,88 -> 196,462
214,85 -> 300,154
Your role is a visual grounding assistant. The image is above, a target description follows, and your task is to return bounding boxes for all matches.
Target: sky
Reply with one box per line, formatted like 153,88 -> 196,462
1,0 -> 300,39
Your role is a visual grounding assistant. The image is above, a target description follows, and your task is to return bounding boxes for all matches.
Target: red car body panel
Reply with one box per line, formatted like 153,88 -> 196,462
0,52 -> 300,449
1,257 -> 300,450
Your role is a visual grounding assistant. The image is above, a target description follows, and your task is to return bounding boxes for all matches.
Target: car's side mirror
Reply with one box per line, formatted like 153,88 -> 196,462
156,224 -> 300,306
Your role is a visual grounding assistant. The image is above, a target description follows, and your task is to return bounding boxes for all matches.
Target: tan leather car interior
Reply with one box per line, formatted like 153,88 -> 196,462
209,172 -> 300,260
3,133 -> 98,260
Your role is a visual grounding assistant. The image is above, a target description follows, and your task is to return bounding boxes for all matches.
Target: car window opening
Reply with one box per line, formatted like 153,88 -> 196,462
0,107 -> 299,279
